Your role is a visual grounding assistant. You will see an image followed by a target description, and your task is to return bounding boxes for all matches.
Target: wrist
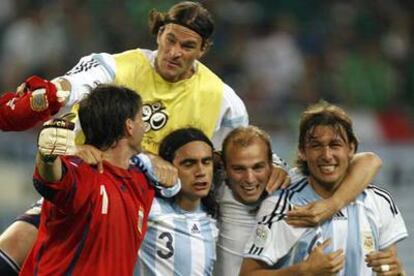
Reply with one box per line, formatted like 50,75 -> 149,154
38,151 -> 58,164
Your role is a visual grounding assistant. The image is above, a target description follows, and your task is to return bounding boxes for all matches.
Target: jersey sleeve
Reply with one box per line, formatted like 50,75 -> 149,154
368,187 -> 408,249
33,157 -> 92,214
62,53 -> 116,106
243,192 -> 306,266
211,84 -> 248,149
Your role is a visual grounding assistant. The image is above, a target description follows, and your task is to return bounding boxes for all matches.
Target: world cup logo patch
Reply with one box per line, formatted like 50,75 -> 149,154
142,102 -> 168,132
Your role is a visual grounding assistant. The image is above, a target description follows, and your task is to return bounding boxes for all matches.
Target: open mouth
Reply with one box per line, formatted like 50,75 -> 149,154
240,184 -> 260,194
319,164 -> 336,174
193,182 -> 209,191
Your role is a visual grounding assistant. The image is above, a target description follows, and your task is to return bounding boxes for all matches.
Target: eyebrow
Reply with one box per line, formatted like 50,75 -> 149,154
178,156 -> 212,165
166,33 -> 198,46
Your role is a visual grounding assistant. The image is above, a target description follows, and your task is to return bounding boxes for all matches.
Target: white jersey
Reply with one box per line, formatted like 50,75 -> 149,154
244,176 -> 408,276
60,49 -> 248,149
214,184 -> 260,276
135,197 -> 218,276
214,153 -> 290,276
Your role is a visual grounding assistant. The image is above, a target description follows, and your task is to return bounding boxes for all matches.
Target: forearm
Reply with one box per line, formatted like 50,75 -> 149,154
36,153 -> 63,182
332,152 -> 382,208
240,259 -> 309,276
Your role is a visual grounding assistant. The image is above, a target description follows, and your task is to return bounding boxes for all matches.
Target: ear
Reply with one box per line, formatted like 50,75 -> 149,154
125,118 -> 134,136
298,148 -> 306,162
348,143 -> 356,158
156,27 -> 164,46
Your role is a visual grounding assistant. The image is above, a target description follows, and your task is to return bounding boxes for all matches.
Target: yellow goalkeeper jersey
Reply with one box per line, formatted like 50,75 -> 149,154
112,49 -> 224,154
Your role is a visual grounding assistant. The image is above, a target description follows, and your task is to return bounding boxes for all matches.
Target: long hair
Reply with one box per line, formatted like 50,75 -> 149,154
296,101 -> 359,175
148,1 -> 214,49
159,127 -> 218,217
78,85 -> 142,150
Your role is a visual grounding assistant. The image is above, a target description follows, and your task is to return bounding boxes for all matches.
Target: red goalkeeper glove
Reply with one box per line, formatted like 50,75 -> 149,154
0,75 -> 69,131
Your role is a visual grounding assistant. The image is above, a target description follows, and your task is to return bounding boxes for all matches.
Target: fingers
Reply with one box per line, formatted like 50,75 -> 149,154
16,82 -> 26,97
265,165 -> 289,193
75,145 -> 105,173
148,154 -> 178,187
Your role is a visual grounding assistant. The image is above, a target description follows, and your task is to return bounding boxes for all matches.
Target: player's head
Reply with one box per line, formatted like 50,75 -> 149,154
222,126 -> 273,205
149,1 -> 214,82
79,85 -> 144,152
296,101 -> 358,194
159,127 -> 217,216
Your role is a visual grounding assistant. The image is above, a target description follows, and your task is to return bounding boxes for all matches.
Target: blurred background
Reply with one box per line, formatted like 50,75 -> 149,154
0,0 -> 413,272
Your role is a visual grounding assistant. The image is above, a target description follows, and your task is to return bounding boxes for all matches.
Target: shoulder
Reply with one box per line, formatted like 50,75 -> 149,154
363,185 -> 400,216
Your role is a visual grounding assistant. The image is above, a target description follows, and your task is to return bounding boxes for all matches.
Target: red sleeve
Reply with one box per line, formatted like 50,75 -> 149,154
0,76 -> 62,131
33,157 -> 93,214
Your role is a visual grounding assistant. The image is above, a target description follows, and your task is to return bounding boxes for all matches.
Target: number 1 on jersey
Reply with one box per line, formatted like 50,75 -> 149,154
100,185 -> 109,214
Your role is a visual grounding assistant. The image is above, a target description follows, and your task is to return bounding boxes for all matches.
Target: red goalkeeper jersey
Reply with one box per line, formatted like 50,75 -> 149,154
20,156 -> 155,276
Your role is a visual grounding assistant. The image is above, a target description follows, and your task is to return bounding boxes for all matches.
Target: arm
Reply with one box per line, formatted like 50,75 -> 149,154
287,152 -> 382,226
240,240 -> 344,276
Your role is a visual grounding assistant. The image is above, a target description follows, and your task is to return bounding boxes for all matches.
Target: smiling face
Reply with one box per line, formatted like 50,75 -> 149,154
225,138 -> 272,205
172,141 -> 213,202
155,23 -> 205,82
300,125 -> 355,197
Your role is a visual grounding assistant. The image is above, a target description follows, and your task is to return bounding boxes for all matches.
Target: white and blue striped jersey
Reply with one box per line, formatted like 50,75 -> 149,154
135,197 -> 218,276
244,176 -> 408,276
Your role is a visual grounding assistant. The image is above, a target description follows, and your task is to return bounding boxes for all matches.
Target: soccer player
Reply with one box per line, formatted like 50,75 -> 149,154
136,128 -> 218,275
214,125 -> 383,276
20,85 -> 156,275
0,2 -> 245,273
240,102 -> 408,275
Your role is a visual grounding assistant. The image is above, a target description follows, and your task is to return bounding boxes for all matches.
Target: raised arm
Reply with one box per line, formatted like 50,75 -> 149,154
287,152 -> 382,227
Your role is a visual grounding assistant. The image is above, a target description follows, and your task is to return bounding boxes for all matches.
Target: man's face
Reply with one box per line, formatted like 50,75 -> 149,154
225,139 -> 271,205
300,125 -> 355,195
172,141 -> 213,200
156,23 -> 205,82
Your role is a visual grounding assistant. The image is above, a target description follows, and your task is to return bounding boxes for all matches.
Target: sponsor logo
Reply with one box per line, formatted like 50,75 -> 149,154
142,102 -> 168,132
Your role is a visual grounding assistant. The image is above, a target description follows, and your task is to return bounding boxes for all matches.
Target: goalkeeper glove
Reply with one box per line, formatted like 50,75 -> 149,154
37,113 -> 76,162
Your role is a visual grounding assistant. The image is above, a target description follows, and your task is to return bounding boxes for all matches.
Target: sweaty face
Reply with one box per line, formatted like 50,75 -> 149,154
155,23 -> 205,82
300,125 -> 355,197
225,139 -> 271,205
172,141 -> 213,201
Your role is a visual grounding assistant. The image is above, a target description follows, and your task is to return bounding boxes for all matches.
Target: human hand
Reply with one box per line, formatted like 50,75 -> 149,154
75,144 -> 105,173
146,153 -> 178,188
265,164 -> 290,194
37,113 -> 76,162
286,198 -> 341,227
365,249 -> 404,276
304,239 -> 344,276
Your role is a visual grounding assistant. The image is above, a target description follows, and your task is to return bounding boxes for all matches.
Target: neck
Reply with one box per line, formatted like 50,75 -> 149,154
308,177 -> 342,199
103,140 -> 137,169
175,194 -> 201,212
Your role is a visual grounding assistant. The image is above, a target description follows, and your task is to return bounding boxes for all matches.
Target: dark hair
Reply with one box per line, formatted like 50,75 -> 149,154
159,127 -> 218,217
296,101 -> 359,175
222,125 -> 273,166
78,85 -> 142,150
149,1 -> 214,48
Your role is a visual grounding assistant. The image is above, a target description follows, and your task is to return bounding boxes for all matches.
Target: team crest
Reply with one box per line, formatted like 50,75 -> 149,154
362,231 -> 375,254
30,88 -> 49,112
142,102 -> 168,132
254,225 -> 270,247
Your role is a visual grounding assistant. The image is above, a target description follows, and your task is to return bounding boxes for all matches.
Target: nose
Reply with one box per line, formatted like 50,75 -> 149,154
170,43 -> 183,58
244,169 -> 256,184
195,162 -> 207,177
321,146 -> 333,160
